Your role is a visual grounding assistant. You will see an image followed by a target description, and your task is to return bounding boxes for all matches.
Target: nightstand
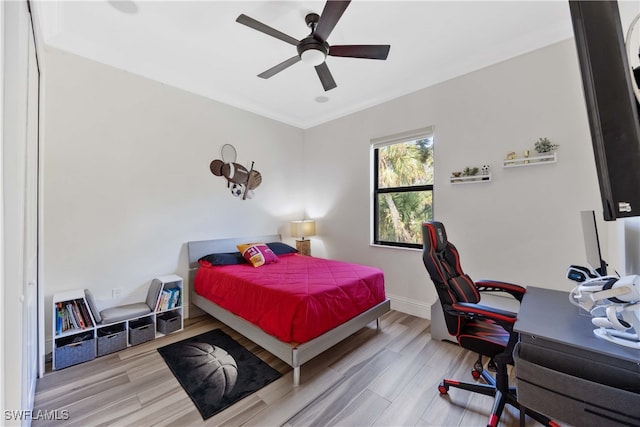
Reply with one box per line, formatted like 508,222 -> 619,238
296,239 -> 311,256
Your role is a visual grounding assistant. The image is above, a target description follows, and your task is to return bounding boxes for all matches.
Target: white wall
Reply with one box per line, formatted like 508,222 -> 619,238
42,49 -> 305,350
304,39 -> 609,317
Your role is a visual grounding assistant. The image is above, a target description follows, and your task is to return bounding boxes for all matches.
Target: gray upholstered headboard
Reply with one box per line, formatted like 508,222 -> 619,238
187,234 -> 282,269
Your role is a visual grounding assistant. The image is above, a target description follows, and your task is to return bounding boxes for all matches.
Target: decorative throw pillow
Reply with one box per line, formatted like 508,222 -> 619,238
266,242 -> 298,255
198,252 -> 247,267
236,242 -> 278,267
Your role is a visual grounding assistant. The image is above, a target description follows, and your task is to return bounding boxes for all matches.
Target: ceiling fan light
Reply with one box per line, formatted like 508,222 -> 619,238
301,49 -> 326,66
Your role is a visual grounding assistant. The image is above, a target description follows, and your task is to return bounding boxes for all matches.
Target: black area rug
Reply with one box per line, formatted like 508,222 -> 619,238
157,329 -> 282,420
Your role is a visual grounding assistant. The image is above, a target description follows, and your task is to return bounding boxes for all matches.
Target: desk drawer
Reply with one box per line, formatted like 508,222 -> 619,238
514,343 -> 640,427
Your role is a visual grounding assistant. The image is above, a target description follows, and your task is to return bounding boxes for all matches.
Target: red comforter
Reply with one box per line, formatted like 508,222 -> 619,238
194,254 -> 385,344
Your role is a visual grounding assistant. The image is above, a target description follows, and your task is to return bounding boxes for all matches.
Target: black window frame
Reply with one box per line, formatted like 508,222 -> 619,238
372,135 -> 434,249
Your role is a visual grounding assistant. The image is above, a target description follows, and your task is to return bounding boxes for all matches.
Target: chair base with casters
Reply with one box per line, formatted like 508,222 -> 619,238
437,353 -> 558,427
422,221 -> 557,427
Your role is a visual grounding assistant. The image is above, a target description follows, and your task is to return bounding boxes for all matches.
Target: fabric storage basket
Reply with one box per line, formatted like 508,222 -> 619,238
128,316 -> 155,346
97,323 -> 127,356
156,311 -> 181,335
55,332 -> 96,369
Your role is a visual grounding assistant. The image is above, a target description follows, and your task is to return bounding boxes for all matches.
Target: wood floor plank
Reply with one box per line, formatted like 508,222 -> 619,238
208,394 -> 267,427
33,373 -> 131,410
385,315 -> 430,353
62,395 -> 142,427
35,352 -> 124,393
327,389 -> 390,427
372,353 -> 447,427
242,367 -> 343,427
287,349 -> 399,427
367,332 -> 431,401
327,320 -> 406,376
105,391 -> 193,426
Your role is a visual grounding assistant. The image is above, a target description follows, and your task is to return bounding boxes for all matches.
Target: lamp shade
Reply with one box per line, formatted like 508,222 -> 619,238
290,220 -> 316,239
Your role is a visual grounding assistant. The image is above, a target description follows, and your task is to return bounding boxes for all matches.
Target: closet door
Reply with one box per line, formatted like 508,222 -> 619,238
2,0 -> 40,418
23,12 -> 40,409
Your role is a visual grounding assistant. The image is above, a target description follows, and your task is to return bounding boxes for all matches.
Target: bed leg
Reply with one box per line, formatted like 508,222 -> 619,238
293,366 -> 300,387
376,317 -> 381,331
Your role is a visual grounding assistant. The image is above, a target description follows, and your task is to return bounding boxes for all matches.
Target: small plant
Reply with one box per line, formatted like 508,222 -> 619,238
462,166 -> 479,176
534,137 -> 559,154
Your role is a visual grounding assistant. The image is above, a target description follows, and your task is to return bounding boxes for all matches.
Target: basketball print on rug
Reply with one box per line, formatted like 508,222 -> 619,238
157,329 -> 282,420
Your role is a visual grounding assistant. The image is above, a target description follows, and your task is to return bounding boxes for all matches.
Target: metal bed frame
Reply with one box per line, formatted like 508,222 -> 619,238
187,234 -> 391,386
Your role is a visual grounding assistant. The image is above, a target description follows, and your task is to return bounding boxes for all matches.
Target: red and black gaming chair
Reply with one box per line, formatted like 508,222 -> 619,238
422,221 -> 555,427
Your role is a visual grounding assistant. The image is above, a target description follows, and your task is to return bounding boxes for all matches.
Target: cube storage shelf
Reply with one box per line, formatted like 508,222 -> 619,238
52,274 -> 184,370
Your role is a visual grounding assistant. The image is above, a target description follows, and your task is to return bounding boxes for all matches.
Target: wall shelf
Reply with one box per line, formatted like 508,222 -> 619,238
450,173 -> 492,184
503,152 -> 557,168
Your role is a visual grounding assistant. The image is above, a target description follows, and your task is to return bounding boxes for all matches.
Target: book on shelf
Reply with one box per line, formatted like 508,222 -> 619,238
73,300 -> 86,329
78,300 -> 94,328
65,303 -> 79,329
57,298 -> 93,334
56,303 -> 63,335
172,289 -> 181,308
156,288 -> 181,311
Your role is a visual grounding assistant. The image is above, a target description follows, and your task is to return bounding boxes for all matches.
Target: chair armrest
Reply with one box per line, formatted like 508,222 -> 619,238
449,302 -> 518,331
475,279 -> 525,302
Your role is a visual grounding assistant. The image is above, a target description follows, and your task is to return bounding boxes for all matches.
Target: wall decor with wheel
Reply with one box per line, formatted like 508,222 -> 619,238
209,144 -> 262,200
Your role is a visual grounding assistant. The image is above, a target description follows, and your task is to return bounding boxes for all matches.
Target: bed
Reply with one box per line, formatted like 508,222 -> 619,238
187,234 -> 391,385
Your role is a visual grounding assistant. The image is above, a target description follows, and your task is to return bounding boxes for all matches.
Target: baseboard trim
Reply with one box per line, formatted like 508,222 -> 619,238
387,293 -> 431,319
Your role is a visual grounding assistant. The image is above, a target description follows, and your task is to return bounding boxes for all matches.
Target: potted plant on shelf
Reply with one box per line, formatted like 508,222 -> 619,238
534,137 -> 559,155
462,166 -> 480,181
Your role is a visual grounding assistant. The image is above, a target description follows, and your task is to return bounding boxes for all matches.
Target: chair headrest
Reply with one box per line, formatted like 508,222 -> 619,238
425,221 -> 448,252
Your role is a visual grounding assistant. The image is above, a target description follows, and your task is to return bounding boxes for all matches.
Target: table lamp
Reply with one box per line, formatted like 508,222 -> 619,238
290,220 -> 315,256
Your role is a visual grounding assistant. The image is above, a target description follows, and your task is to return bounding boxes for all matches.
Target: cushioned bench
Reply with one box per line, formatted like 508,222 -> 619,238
85,280 -> 163,325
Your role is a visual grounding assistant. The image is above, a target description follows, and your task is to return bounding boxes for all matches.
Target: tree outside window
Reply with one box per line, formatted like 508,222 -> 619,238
373,135 -> 433,248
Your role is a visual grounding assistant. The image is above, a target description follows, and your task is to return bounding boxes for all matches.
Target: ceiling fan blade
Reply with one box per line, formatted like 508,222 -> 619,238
315,62 -> 337,91
329,45 -> 390,60
314,1 -> 351,42
258,56 -> 301,79
236,14 -> 299,46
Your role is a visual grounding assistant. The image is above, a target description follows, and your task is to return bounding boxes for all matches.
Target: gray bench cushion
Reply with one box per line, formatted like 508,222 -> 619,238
100,303 -> 151,324
92,280 -> 163,325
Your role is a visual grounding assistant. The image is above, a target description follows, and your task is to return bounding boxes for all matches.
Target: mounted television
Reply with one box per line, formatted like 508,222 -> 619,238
569,0 -> 640,221
580,210 -> 608,276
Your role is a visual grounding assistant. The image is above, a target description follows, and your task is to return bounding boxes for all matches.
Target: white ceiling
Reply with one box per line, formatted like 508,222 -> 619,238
34,1 -> 574,129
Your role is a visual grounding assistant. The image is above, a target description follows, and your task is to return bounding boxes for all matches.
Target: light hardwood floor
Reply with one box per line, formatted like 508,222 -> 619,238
33,311 -> 555,427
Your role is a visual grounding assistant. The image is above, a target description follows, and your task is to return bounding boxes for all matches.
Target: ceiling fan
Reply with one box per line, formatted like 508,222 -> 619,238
236,0 -> 390,91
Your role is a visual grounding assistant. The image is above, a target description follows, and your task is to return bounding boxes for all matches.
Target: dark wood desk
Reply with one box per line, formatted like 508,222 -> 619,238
513,286 -> 640,426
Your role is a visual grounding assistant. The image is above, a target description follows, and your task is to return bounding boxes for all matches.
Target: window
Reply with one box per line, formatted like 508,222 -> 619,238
372,128 -> 434,249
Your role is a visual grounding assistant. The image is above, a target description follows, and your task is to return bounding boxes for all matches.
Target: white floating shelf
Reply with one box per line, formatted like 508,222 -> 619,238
503,152 -> 557,168
450,173 -> 492,184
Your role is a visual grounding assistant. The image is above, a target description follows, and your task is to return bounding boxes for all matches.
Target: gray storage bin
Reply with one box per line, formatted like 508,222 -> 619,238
55,332 -> 96,369
156,311 -> 181,335
97,323 -> 127,356
128,316 -> 154,346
